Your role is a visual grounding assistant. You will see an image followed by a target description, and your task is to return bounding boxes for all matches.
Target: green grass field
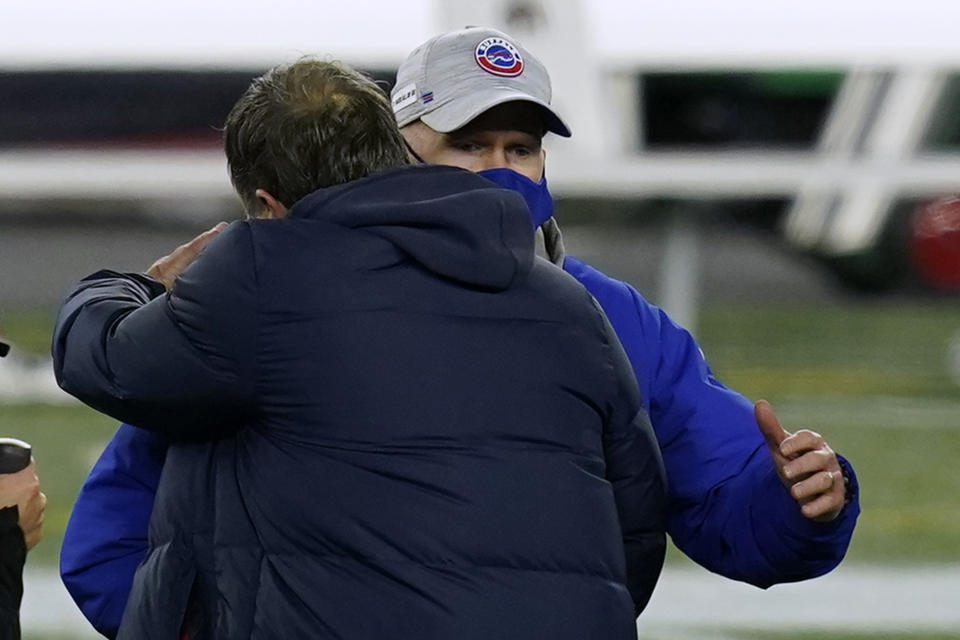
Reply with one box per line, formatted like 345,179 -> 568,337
697,300 -> 960,566
733,633 -> 960,640
2,300 -> 959,639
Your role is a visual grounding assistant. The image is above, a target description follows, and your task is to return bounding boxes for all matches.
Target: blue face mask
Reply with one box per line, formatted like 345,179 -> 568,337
478,168 -> 555,229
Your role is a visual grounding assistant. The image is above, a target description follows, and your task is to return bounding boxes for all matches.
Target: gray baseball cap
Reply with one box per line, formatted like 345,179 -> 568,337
392,26 -> 571,137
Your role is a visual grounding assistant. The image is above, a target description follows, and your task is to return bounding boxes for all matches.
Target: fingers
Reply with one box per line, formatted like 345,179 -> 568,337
19,490 -> 45,551
23,527 -> 42,550
798,481 -> 845,521
146,222 -> 229,290
780,429 -> 826,459
778,431 -> 845,523
782,448 -> 834,482
790,469 -> 839,502
0,462 -> 40,509
754,400 -> 790,452
166,223 -> 229,274
176,222 -> 229,264
755,402 -> 846,522
789,465 -> 845,523
19,483 -> 43,517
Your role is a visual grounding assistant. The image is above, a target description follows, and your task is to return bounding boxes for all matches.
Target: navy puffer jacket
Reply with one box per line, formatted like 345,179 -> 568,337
53,165 -> 667,640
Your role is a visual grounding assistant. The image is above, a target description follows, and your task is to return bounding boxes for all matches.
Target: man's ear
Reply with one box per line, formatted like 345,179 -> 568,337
400,123 -> 427,164
255,189 -> 288,219
540,147 -> 547,181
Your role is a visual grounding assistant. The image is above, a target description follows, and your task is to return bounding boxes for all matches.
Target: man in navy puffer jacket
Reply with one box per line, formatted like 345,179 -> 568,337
53,59 -> 667,639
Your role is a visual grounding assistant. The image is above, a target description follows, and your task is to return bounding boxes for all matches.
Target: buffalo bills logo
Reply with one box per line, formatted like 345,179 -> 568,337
475,37 -> 524,77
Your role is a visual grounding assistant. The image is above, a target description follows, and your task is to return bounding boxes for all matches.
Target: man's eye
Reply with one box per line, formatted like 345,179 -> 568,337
511,146 -> 532,158
452,142 -> 481,152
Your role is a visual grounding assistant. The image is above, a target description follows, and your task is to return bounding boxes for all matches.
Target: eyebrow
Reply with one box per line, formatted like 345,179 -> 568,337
445,130 -> 542,144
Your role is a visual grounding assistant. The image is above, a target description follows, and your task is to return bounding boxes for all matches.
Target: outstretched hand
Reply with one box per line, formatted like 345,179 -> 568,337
755,400 -> 845,522
146,222 -> 229,290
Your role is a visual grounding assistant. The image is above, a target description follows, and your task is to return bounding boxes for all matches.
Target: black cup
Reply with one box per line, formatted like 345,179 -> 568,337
0,439 -> 31,475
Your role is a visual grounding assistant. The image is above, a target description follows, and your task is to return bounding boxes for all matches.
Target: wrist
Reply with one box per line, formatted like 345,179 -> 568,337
837,455 -> 858,510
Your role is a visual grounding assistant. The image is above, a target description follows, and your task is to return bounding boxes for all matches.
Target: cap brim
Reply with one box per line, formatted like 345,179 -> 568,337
420,90 -> 571,138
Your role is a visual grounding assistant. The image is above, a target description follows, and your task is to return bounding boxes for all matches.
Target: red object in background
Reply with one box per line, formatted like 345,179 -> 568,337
910,195 -> 960,292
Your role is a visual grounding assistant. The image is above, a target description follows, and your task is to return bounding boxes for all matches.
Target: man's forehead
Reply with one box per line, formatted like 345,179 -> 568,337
450,101 -> 546,139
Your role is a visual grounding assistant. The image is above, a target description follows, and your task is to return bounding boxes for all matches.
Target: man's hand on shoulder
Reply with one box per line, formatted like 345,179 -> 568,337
146,222 -> 229,290
755,400 -> 846,522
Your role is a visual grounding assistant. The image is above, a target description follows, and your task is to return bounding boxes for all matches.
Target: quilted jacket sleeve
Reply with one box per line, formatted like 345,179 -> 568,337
52,222 -> 257,440
595,299 -> 668,616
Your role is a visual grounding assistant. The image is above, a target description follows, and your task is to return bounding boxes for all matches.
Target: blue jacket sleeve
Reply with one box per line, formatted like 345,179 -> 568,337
60,424 -> 167,639
563,256 -> 860,587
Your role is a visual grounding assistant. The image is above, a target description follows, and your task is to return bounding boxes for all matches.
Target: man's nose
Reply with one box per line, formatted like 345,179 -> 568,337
479,148 -> 510,170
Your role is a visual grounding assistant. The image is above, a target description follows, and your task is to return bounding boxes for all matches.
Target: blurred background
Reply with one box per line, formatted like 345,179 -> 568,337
0,0 -> 958,638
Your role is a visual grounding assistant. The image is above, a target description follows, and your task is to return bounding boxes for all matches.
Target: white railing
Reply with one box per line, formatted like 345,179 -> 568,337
5,0 -> 960,328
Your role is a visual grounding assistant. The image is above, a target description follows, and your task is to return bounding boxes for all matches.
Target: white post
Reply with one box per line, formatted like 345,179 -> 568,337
659,208 -> 701,336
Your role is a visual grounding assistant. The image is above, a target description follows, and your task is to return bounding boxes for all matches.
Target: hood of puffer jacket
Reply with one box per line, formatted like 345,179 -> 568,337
285,164 -> 535,291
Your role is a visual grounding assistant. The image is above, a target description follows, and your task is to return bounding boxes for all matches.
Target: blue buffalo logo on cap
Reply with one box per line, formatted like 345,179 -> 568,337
474,37 -> 524,77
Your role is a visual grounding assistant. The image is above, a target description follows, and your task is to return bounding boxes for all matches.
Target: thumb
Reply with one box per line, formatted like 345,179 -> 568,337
755,399 -> 789,453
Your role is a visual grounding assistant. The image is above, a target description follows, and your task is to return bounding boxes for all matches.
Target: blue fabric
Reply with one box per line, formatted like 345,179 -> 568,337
563,257 -> 859,586
55,165 -> 666,639
60,425 -> 167,638
477,168 -> 554,228
60,194 -> 860,636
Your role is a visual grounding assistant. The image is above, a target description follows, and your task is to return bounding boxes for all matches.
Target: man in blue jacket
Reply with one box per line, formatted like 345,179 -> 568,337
54,58 -> 667,639
392,26 -> 859,562
60,27 -> 859,637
